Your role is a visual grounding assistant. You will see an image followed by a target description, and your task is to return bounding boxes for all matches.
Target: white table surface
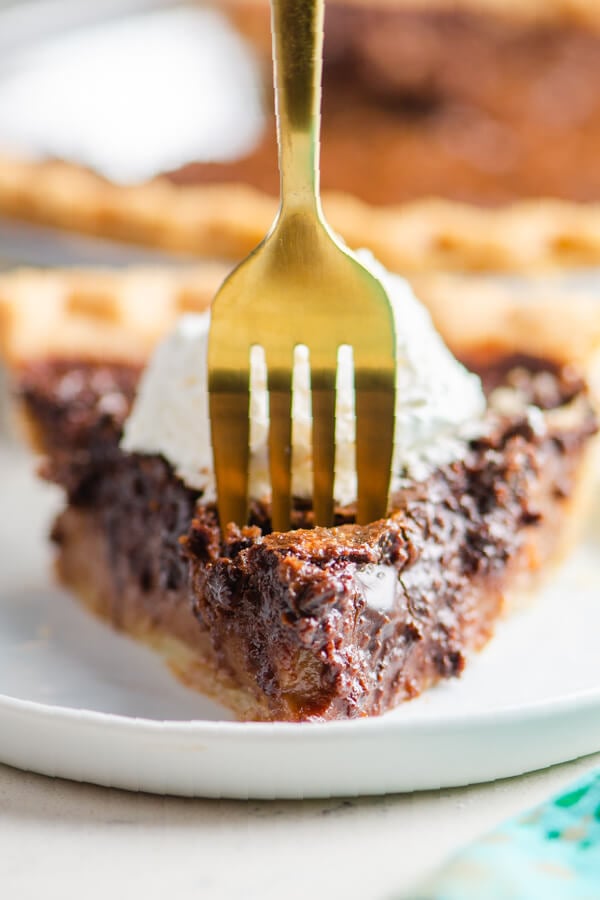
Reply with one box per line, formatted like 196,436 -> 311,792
1,754 -> 599,899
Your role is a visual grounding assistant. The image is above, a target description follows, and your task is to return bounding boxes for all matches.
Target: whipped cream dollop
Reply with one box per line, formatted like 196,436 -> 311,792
122,252 -> 486,506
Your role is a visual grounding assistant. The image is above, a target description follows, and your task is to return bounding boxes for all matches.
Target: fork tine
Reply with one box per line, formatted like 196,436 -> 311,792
267,359 -> 293,533
311,354 -> 337,527
355,372 -> 396,526
209,382 -> 251,531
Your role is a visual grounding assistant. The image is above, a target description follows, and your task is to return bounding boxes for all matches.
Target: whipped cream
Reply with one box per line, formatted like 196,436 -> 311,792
122,252 -> 486,506
0,8 -> 264,183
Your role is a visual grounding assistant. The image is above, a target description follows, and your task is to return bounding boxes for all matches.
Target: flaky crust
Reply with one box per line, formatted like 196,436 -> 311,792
411,273 -> 600,370
6,156 -> 600,273
2,265 -> 600,385
0,265 -> 221,365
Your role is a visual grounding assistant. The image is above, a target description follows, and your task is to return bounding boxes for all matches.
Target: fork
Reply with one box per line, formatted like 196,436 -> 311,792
208,0 -> 397,533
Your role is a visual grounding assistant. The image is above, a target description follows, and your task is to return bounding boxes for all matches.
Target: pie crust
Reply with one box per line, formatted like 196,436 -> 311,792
0,264 -> 220,365
4,156 -> 600,273
2,264 -> 600,372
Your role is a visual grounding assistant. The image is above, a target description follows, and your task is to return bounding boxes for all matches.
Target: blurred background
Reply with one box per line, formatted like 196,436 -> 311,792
0,1 -> 266,183
0,0 -> 266,268
1,0 -> 600,230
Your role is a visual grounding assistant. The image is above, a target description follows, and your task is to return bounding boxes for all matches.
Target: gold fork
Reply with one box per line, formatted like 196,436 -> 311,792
208,0 -> 396,533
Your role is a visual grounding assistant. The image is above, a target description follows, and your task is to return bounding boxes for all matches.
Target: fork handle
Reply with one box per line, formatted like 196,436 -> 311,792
270,0 -> 325,213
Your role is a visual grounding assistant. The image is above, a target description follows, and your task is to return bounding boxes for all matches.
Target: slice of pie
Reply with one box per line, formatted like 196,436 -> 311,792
1,263 -> 598,722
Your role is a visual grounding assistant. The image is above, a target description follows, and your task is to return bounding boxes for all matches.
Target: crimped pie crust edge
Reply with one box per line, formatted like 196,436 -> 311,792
5,156 -> 600,274
2,265 -> 600,380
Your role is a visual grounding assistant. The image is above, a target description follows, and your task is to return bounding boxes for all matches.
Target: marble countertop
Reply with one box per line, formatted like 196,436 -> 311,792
2,754 -> 599,899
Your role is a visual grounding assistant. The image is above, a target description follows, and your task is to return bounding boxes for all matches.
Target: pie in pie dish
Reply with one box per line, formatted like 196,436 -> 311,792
216,0 -> 600,205
1,262 -> 599,722
5,0 -> 600,269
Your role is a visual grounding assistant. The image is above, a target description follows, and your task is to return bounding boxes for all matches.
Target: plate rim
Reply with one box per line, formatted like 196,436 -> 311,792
2,682 -> 599,737
1,682 -> 599,798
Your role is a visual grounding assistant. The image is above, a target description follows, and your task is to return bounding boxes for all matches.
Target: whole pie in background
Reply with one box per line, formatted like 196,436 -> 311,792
218,0 -> 600,205
3,0 -> 600,270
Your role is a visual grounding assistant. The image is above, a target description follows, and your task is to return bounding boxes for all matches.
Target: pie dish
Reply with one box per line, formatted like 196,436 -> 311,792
1,266 -> 598,722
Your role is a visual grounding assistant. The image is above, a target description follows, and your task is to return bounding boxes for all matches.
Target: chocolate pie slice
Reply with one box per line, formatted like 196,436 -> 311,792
1,263 -> 598,722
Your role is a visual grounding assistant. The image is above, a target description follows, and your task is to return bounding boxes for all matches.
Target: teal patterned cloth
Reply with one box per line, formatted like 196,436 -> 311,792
414,771 -> 600,900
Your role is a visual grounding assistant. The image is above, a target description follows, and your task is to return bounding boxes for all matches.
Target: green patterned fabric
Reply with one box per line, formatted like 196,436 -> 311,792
415,771 -> 600,900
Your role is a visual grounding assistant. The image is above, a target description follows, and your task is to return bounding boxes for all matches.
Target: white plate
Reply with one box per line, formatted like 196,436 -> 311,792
1,442 -> 600,799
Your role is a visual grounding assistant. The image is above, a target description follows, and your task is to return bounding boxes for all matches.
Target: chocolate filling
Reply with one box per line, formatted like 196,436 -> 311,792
16,355 -> 598,720
18,360 -> 141,497
171,8 -> 600,204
